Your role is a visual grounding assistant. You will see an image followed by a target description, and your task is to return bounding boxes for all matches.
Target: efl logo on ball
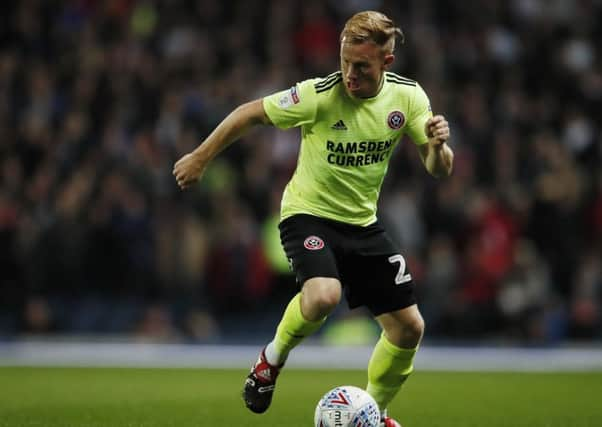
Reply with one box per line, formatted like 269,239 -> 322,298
304,236 -> 324,251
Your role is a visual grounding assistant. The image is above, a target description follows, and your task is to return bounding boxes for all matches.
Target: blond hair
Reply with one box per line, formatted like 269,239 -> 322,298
340,11 -> 404,54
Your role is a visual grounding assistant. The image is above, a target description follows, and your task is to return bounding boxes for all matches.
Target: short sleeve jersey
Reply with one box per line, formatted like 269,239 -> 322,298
263,71 -> 433,226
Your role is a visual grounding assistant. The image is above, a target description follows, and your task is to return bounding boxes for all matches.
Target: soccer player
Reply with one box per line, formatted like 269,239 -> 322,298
173,10 -> 453,427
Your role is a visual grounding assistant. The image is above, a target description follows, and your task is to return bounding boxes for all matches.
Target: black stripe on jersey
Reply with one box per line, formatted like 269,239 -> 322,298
386,77 -> 416,87
315,76 -> 342,93
386,76 -> 416,84
385,72 -> 416,84
314,72 -> 342,89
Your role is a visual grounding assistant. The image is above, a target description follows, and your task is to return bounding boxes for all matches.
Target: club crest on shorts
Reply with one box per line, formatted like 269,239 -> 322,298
304,235 -> 324,250
387,110 -> 405,129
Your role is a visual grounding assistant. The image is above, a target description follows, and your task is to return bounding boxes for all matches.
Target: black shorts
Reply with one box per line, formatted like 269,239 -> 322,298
279,214 -> 417,316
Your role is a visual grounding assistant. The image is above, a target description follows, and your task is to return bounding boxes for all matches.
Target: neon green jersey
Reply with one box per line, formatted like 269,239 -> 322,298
263,71 -> 433,226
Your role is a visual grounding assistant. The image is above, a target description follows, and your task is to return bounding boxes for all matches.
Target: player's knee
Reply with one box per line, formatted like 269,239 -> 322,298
403,315 -> 425,345
388,314 -> 424,348
302,281 -> 341,320
312,286 -> 341,315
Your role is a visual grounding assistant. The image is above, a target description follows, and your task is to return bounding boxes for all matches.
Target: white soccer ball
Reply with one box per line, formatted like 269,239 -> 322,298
314,385 -> 381,427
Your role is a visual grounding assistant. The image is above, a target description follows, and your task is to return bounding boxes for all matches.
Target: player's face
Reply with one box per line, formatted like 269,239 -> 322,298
340,40 -> 393,98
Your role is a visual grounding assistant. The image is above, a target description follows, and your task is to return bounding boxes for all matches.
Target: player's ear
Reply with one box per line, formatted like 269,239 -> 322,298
383,53 -> 394,69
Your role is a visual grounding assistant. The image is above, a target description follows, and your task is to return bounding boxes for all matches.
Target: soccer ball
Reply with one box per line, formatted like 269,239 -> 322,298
314,385 -> 381,427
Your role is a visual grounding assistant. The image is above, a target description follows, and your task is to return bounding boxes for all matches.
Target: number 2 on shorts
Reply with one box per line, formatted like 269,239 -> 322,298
388,254 -> 412,285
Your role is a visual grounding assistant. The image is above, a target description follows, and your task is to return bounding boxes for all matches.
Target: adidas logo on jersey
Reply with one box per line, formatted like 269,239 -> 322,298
331,120 -> 347,130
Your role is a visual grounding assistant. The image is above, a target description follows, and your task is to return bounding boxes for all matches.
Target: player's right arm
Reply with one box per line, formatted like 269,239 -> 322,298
173,99 -> 271,189
174,79 -> 318,189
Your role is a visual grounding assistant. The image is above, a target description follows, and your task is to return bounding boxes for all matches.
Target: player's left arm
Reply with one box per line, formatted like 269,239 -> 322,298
404,83 -> 454,178
417,115 -> 454,178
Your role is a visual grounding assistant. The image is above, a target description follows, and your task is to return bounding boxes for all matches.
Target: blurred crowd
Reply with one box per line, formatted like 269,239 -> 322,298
0,0 -> 601,344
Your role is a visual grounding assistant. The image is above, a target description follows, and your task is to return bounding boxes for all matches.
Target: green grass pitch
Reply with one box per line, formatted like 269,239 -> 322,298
0,367 -> 601,426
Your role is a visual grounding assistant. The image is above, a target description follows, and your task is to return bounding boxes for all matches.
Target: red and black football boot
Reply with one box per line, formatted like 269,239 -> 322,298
242,348 -> 283,413
381,412 -> 403,427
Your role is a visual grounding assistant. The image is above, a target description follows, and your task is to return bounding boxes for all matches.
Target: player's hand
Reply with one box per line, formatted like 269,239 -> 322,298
173,151 -> 206,190
425,115 -> 450,147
